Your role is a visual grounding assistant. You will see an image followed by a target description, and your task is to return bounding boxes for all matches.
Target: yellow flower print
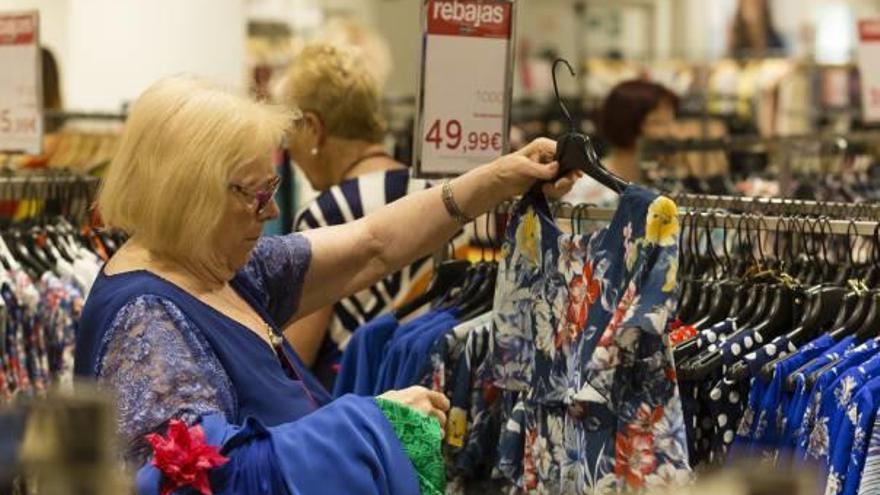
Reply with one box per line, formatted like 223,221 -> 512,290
645,197 -> 679,247
446,407 -> 467,448
516,208 -> 541,266
663,259 -> 678,293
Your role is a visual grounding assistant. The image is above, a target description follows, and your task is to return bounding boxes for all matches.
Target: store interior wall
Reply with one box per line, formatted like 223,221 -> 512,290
9,0 -> 880,111
4,0 -> 246,112
671,0 -> 880,62
66,0 -> 246,112
371,0 -> 676,99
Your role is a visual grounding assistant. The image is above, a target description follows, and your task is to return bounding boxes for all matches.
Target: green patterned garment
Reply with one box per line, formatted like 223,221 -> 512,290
375,398 -> 445,495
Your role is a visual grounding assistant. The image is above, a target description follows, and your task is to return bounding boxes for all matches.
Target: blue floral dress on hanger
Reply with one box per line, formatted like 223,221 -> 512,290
490,186 -> 690,493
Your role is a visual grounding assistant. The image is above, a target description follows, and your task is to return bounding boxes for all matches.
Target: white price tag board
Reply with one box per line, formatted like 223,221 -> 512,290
858,19 -> 880,123
413,0 -> 515,178
0,11 -> 42,154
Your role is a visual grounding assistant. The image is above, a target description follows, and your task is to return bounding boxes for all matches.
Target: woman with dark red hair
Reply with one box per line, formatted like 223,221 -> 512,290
566,79 -> 678,206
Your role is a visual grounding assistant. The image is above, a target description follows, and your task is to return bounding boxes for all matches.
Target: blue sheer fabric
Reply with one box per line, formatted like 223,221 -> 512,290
74,235 -> 421,495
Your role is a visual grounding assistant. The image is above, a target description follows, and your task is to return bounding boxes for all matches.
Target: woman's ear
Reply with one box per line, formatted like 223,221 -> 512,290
302,111 -> 325,147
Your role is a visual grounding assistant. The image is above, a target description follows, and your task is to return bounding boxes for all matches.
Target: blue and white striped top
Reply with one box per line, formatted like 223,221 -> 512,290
294,169 -> 435,384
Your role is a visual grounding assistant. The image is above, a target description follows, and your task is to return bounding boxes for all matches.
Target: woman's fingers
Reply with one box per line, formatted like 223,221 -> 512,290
542,171 -> 579,199
533,160 -> 560,180
427,390 -> 451,411
419,398 -> 447,426
518,137 -> 557,163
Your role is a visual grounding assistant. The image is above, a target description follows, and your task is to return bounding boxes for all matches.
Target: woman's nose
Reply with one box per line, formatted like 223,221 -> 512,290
259,198 -> 280,222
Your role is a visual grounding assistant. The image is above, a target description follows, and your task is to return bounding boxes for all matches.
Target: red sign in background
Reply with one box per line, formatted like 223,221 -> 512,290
860,20 -> 880,42
427,0 -> 512,39
0,14 -> 36,46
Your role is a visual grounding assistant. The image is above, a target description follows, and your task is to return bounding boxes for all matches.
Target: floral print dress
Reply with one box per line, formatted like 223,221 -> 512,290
490,186 -> 690,493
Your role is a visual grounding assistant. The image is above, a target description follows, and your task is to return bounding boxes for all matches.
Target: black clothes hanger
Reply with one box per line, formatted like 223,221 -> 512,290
802,292 -> 880,390
675,211 -> 705,323
5,228 -> 50,278
39,178 -> 74,264
690,213 -> 737,329
551,59 -> 630,193
772,285 -> 871,390
679,215 -> 800,380
673,212 -> 731,362
453,216 -> 497,320
726,217 -> 772,329
728,285 -> 843,383
785,294 -> 876,392
395,259 -> 470,320
787,286 -> 848,345
679,285 -> 799,382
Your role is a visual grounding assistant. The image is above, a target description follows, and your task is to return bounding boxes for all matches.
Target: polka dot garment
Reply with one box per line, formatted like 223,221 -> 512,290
681,322 -> 760,466
706,334 -> 798,463
679,320 -> 738,466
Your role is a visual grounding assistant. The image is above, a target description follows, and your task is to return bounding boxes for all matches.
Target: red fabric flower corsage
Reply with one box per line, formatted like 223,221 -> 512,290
145,419 -> 229,495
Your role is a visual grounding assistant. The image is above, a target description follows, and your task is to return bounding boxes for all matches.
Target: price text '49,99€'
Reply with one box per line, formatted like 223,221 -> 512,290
425,119 -> 502,153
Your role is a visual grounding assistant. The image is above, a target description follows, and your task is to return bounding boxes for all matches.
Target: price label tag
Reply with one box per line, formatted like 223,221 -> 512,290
0,11 -> 42,154
413,0 -> 516,178
858,19 -> 880,123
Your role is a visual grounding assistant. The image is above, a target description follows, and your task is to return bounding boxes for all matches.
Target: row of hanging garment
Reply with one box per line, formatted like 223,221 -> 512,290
0,121 -> 123,174
668,204 -> 880,495
0,176 -> 113,406
640,132 -> 880,205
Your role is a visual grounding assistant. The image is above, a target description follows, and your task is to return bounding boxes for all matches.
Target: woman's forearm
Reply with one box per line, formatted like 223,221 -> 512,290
297,163 -> 506,316
363,162 -> 506,276
296,139 -> 564,318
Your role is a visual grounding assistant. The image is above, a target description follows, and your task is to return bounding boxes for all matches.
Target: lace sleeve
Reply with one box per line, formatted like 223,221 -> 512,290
239,234 -> 312,326
375,398 -> 445,495
97,295 -> 237,465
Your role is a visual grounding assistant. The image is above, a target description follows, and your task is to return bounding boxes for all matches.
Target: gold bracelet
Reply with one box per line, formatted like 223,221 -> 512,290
442,180 -> 471,225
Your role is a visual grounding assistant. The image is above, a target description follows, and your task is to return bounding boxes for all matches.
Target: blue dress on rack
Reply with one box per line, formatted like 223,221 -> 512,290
73,235 -> 422,495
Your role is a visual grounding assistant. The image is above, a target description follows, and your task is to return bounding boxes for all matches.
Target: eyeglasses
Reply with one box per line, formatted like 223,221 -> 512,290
229,176 -> 282,215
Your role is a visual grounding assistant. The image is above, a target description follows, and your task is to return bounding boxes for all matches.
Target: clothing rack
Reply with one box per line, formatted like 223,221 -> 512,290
553,203 -> 879,237
0,174 -> 100,200
494,193 -> 880,237
43,110 -> 127,123
639,130 -> 880,155
670,193 -> 880,219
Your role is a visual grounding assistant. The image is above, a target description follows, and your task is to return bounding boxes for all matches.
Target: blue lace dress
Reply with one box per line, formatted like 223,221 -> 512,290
73,235 -> 435,495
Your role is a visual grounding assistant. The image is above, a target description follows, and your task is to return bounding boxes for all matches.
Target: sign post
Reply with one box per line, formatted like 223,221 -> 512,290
858,19 -> 880,123
0,11 -> 42,155
413,0 -> 516,178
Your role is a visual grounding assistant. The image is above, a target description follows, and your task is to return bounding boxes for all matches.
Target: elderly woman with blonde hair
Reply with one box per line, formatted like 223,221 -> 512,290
280,43 -> 465,390
74,74 -> 575,495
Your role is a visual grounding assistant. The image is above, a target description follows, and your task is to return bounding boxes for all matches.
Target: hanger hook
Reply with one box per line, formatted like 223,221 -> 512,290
552,58 -> 577,130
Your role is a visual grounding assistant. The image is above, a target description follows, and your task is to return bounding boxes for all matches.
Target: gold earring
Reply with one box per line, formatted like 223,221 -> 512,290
310,147 -> 318,156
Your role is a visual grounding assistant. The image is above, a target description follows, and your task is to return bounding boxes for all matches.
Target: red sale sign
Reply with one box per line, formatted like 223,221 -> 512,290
0,14 -> 37,45
0,10 -> 43,154
858,19 -> 880,123
414,0 -> 515,178
426,0 -> 512,39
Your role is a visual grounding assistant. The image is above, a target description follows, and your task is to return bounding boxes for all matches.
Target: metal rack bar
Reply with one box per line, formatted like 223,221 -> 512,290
670,194 -> 880,219
0,174 -> 100,200
43,110 -> 127,122
640,130 -> 880,154
552,204 -> 878,237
